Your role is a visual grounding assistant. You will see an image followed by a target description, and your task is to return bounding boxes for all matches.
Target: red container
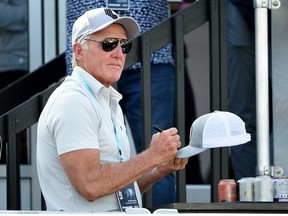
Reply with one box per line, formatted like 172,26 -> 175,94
218,179 -> 238,202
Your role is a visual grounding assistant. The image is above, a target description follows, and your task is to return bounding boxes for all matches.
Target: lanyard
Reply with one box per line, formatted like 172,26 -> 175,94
73,71 -> 124,162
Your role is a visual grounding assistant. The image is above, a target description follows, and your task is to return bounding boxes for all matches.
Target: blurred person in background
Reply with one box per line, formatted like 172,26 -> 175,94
0,0 -> 29,90
227,0 -> 274,180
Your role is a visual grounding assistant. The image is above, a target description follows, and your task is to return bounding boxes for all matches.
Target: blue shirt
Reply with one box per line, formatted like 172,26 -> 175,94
65,0 -> 174,74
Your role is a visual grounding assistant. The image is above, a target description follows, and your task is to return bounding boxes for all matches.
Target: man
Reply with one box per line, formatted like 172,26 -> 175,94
37,8 -> 188,212
65,0 -> 179,206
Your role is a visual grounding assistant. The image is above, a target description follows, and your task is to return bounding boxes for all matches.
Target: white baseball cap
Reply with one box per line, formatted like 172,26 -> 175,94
72,8 -> 141,45
176,111 -> 251,158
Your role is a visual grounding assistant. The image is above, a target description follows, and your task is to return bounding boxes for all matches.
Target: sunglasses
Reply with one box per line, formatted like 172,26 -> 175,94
84,38 -> 132,54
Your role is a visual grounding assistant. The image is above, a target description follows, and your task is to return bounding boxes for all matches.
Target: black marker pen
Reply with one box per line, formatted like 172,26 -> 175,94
153,124 -> 164,133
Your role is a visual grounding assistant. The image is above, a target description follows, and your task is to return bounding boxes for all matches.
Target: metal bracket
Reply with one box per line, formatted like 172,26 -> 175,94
256,165 -> 284,177
271,166 -> 284,177
254,0 -> 281,9
256,165 -> 271,176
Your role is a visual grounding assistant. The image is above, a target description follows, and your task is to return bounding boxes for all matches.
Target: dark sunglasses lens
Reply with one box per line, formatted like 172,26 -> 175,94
102,39 -> 118,51
101,38 -> 132,54
121,41 -> 132,54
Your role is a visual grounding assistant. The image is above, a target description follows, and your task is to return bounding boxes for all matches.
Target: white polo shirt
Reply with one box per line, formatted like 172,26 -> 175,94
36,66 -> 141,212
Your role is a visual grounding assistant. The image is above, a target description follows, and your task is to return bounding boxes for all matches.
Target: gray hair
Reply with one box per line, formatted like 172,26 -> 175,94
71,39 -> 89,68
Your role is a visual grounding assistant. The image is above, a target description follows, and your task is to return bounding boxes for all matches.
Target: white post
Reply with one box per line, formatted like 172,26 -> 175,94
254,0 -> 281,176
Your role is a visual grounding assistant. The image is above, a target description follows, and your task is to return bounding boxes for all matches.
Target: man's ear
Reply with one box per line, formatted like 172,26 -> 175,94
73,43 -> 83,60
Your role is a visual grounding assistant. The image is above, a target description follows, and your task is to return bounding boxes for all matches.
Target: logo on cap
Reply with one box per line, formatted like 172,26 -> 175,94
104,8 -> 118,20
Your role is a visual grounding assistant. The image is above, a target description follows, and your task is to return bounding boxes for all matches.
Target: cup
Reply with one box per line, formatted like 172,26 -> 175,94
254,175 -> 273,202
238,177 -> 255,201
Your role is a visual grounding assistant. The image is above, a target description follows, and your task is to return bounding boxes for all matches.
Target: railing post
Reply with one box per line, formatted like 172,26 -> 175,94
173,14 -> 187,203
254,0 -> 281,177
209,0 -> 229,202
141,34 -> 153,208
7,113 -> 21,209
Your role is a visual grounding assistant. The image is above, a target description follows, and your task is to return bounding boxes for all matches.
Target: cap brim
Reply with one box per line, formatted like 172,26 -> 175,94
176,146 -> 207,158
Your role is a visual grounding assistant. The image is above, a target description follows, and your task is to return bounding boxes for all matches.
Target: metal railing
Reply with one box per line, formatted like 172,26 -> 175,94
0,0 -> 229,210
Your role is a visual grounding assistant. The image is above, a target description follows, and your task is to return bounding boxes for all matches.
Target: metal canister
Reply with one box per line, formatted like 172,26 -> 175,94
273,176 -> 288,202
254,175 -> 273,202
218,179 -> 237,202
238,177 -> 255,201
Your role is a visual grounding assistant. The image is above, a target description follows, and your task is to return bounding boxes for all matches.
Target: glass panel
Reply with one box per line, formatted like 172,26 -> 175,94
272,1 -> 288,175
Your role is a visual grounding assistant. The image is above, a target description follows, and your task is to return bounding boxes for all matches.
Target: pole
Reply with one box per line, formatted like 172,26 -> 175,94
254,0 -> 281,176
